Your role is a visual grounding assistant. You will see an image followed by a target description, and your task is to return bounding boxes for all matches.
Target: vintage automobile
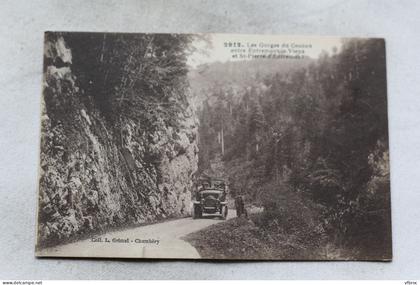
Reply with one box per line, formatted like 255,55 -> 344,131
192,177 -> 228,220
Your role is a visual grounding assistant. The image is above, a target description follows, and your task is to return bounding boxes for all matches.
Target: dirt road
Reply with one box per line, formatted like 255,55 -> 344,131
37,210 -> 236,259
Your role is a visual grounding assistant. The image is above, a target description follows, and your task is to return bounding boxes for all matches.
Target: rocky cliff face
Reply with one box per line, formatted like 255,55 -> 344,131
37,36 -> 198,247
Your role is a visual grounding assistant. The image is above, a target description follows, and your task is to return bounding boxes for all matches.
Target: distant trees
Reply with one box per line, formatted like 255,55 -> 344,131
249,98 -> 266,154
196,38 -> 390,256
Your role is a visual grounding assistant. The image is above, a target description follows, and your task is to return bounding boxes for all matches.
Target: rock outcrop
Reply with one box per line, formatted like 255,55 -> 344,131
37,35 -> 198,247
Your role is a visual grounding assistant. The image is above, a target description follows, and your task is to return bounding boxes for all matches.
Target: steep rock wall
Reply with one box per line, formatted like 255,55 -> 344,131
37,36 -> 198,246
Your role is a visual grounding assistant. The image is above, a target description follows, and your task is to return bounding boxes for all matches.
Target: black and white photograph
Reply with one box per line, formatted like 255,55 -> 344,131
35,32 -> 391,260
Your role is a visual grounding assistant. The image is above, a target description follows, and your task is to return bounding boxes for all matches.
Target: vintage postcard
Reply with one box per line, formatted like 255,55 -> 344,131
36,32 -> 391,260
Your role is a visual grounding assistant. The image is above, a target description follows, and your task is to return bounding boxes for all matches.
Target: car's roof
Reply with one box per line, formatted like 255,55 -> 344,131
199,189 -> 224,193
